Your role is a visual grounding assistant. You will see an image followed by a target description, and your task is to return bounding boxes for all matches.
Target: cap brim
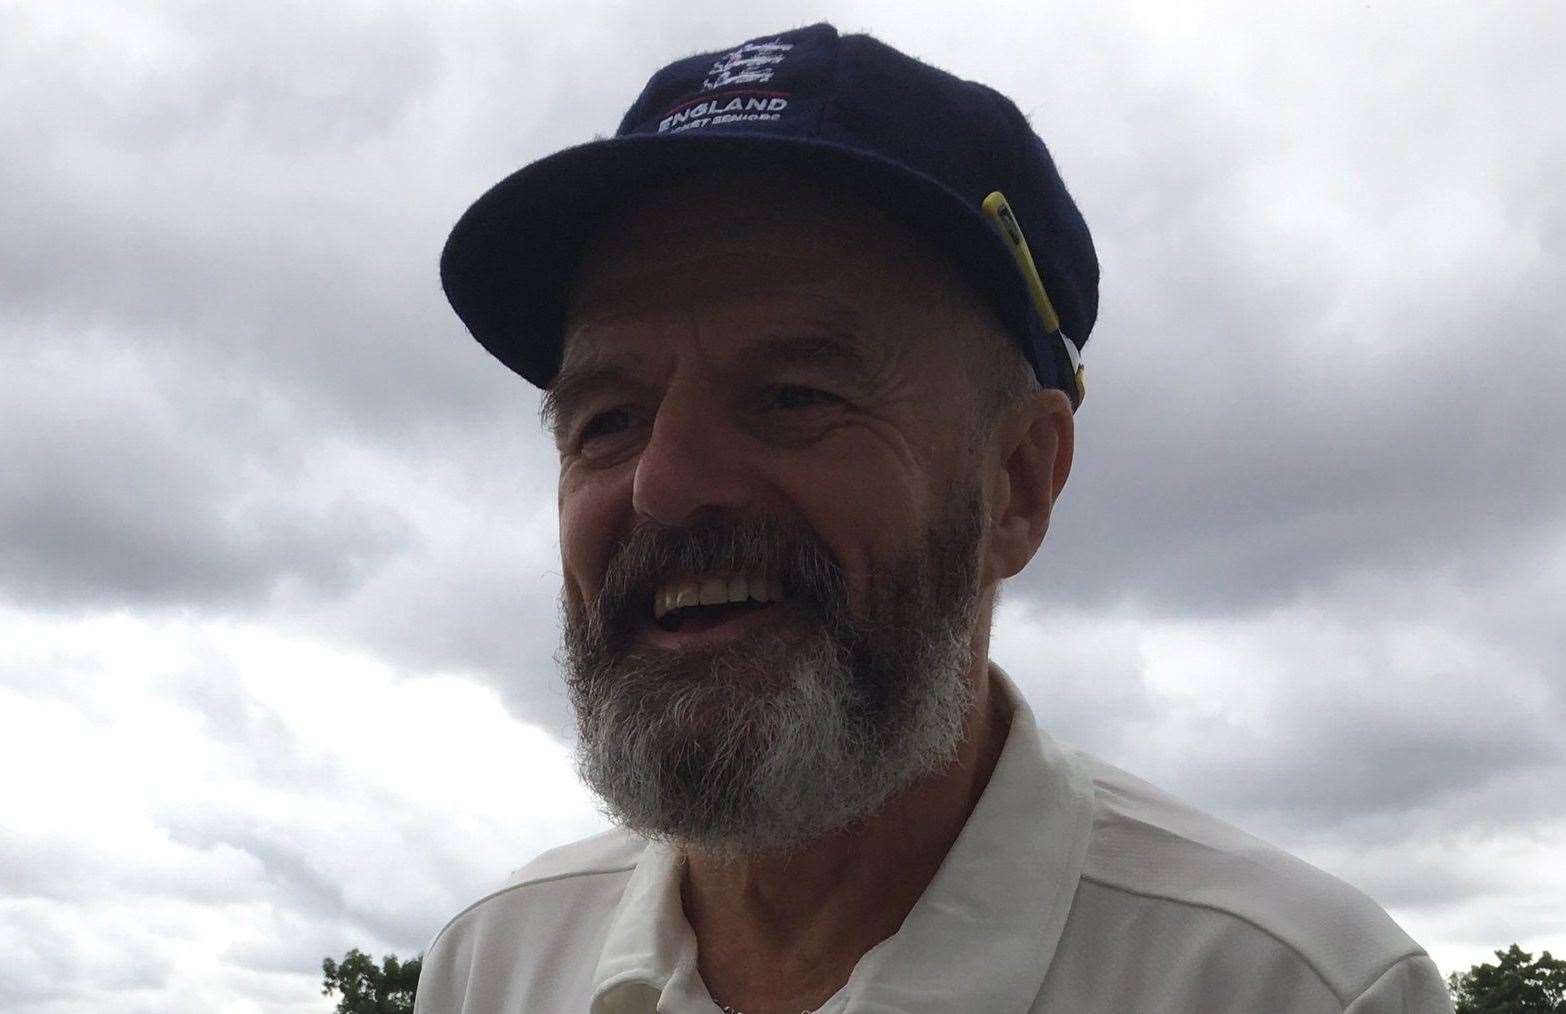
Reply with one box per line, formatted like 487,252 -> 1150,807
440,131 -> 1037,389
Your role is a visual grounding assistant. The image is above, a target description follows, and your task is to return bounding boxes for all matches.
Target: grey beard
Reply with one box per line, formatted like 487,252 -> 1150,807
560,485 -> 986,859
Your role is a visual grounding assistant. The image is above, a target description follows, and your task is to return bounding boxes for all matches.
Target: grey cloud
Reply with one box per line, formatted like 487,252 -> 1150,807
0,829 -> 264,909
1,3 -> 510,438
1018,95 -> 1566,619
158,811 -> 431,957
1000,579 -> 1566,837
1025,262 -> 1566,616
1,340 -> 413,611
165,816 -> 348,916
222,909 -> 379,978
161,647 -> 348,788
310,546 -> 576,732
994,607 -> 1163,762
950,2 -> 1566,620
1154,661 -> 1561,836
1301,766 -> 1566,909
0,898 -> 175,1009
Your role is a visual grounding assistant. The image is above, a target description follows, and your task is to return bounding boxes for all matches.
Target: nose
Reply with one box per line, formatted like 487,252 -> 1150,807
631,380 -> 754,525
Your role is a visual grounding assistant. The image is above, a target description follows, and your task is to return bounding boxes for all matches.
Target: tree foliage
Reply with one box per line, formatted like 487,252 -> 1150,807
1448,944 -> 1566,1013
321,948 -> 421,1014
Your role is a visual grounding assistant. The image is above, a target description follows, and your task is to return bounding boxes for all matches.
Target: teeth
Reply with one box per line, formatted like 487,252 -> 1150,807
652,571 -> 785,620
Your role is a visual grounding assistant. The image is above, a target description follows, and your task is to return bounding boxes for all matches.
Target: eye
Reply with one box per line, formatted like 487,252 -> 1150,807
579,407 -> 637,443
769,385 -> 842,410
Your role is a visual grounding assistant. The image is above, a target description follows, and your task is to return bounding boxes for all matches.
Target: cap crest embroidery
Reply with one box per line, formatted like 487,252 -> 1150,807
701,40 -> 794,91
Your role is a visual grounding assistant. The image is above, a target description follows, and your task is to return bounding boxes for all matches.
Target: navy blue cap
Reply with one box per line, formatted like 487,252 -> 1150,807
441,23 -> 1098,405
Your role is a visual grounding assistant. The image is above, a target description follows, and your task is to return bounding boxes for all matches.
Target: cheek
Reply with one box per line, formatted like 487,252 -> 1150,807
558,472 -> 629,604
783,453 -> 927,597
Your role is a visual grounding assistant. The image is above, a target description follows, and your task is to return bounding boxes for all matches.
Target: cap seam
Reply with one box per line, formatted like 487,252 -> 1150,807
815,29 -> 843,137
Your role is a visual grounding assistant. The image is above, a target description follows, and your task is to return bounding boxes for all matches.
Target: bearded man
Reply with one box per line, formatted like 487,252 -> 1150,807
415,23 -> 1452,1014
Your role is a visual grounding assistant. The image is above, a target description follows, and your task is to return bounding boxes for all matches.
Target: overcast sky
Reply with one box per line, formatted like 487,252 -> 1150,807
3,2 -> 1563,1011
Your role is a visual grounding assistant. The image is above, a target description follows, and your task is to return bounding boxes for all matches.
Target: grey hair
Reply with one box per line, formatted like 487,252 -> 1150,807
957,312 -> 1046,443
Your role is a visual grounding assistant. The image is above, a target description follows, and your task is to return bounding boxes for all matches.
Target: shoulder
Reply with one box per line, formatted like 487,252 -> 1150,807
414,827 -> 645,1012
498,824 -> 647,892
1059,749 -> 1444,1010
430,826 -> 644,948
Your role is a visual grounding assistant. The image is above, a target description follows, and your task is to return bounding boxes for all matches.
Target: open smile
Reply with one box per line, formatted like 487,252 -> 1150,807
640,570 -> 796,649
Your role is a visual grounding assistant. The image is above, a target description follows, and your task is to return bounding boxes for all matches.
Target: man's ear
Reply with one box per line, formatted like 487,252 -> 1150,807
982,388 -> 1074,585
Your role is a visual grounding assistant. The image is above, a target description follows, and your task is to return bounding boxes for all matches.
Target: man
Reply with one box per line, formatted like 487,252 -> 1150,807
417,23 -> 1452,1013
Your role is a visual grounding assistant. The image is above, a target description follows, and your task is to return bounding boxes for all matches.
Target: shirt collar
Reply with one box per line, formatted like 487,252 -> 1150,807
590,662 -> 1095,1013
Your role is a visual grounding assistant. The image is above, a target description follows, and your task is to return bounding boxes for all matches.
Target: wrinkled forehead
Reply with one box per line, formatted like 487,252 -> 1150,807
560,289 -> 877,367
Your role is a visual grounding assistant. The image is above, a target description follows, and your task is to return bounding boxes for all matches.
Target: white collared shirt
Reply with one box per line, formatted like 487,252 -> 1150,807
415,667 -> 1452,1013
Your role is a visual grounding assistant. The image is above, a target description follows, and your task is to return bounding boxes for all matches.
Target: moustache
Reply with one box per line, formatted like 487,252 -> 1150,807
582,514 -> 850,647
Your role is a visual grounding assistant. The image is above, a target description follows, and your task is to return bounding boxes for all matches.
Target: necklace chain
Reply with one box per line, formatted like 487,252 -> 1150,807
715,1006 -> 814,1014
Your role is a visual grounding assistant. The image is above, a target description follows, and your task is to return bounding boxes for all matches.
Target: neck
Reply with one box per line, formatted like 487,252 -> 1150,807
680,639 -> 1012,1014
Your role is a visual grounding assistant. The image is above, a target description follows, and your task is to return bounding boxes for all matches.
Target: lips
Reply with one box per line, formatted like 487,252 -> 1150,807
658,598 -> 770,633
638,594 -> 801,652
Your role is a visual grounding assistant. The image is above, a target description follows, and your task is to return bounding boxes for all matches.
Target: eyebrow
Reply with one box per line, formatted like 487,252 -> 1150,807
539,354 -> 649,436
540,330 -> 884,437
